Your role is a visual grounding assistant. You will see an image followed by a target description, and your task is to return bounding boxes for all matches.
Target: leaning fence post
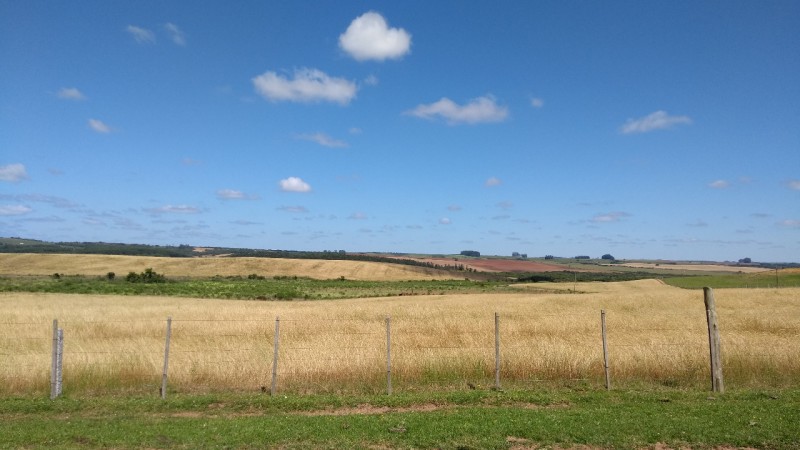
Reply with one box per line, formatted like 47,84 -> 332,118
386,316 -> 392,395
50,319 -> 58,400
161,316 -> 172,399
494,312 -> 501,390
271,316 -> 280,396
703,287 -> 724,393
601,309 -> 610,390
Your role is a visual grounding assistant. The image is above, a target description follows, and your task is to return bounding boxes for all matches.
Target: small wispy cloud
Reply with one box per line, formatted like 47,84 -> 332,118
0,163 -> 28,182
530,97 -> 544,108
252,68 -> 357,105
164,23 -> 186,46
0,205 -> 32,216
447,205 -> 462,212
496,201 -> 513,210
278,205 -> 309,214
296,132 -> 348,148
181,158 -> 202,166
591,211 -> 631,223
146,205 -> 200,214
406,95 -> 508,125
778,219 -> 800,229
687,219 -> 708,227
485,177 -> 502,187
620,110 -> 691,134
88,119 -> 113,133
363,75 -> 379,86
349,212 -> 368,220
339,11 -> 411,61
787,180 -> 800,191
57,87 -> 86,101
439,217 -> 452,225
126,25 -> 156,44
279,177 -> 312,193
216,189 -> 258,200
708,180 -> 730,189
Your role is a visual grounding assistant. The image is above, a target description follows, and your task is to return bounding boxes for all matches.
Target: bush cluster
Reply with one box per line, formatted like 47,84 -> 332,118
125,268 -> 166,283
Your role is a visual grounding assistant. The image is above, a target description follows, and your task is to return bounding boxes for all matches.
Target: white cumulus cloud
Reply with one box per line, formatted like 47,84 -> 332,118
88,119 -> 112,133
279,177 -> 312,193
439,217 -> 452,225
164,23 -> 186,46
0,205 -> 32,216
0,163 -> 28,182
406,95 -> 508,125
126,25 -> 156,43
339,11 -> 411,61
252,68 -> 357,105
620,110 -> 692,134
296,132 -> 348,148
57,87 -> 86,100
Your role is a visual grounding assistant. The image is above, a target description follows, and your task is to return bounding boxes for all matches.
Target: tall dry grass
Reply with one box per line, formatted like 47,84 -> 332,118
1,280 -> 798,395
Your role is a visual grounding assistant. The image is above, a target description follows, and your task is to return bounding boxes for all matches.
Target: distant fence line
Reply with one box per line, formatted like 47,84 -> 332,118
0,289 -> 745,398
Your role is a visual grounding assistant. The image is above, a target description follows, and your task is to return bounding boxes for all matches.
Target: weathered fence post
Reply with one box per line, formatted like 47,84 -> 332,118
161,316 -> 172,399
386,316 -> 392,395
55,328 -> 64,397
703,287 -> 724,393
270,316 -> 280,396
601,310 -> 610,390
494,312 -> 501,390
50,319 -> 59,400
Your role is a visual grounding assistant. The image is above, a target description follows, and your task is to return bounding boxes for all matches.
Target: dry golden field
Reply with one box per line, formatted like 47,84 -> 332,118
2,280 -> 798,396
0,253 -> 453,281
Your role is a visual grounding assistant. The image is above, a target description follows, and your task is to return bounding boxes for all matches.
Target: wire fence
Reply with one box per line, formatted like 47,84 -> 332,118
2,288 -> 799,397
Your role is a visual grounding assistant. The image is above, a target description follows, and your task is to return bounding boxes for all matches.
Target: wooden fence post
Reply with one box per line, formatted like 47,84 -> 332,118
494,312 -> 501,390
161,317 -> 172,399
50,319 -> 58,400
386,316 -> 392,395
56,329 -> 63,397
271,316 -> 280,396
601,310 -> 610,390
703,287 -> 724,393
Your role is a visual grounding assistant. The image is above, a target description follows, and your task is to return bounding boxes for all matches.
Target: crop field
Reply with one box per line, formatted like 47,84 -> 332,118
2,279 -> 798,396
0,253 -> 454,281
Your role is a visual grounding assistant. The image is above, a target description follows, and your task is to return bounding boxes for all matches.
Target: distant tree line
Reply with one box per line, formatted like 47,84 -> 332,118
0,238 -> 476,273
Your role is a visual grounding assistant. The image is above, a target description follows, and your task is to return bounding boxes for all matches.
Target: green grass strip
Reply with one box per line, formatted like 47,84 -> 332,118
1,389 -> 798,449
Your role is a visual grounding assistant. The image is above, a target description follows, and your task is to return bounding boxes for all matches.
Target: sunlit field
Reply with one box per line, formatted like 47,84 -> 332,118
2,280 -> 798,396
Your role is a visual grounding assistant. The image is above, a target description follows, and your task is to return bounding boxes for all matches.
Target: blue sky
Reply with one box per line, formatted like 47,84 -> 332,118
1,1 -> 798,262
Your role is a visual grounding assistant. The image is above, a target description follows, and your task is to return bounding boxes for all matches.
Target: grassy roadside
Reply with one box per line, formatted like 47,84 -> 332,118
2,388 -> 798,449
